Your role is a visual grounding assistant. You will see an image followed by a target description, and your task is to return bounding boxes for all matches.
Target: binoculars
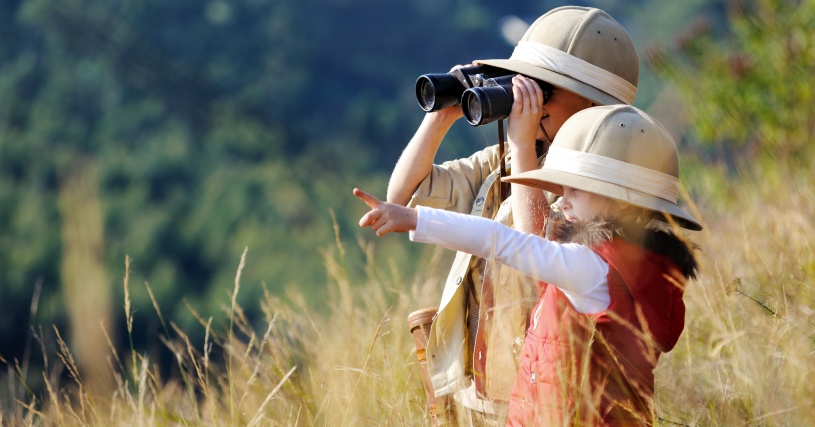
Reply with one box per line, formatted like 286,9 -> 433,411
415,65 -> 553,126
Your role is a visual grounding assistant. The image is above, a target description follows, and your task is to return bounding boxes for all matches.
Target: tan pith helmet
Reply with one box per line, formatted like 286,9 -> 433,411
476,6 -> 639,106
503,105 -> 702,230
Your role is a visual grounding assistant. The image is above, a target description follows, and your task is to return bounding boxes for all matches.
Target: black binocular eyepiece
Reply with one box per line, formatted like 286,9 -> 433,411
415,65 -> 553,126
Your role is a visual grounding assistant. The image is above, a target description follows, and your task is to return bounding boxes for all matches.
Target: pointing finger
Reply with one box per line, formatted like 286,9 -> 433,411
353,188 -> 382,209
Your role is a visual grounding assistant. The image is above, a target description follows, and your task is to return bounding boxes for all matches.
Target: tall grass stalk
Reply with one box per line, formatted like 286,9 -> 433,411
228,247 -> 248,424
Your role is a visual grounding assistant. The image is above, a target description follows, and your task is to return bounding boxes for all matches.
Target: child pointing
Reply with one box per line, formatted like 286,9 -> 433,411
355,105 -> 701,425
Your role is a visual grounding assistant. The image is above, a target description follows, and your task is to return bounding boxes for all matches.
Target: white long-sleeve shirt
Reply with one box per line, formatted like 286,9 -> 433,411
410,206 -> 611,313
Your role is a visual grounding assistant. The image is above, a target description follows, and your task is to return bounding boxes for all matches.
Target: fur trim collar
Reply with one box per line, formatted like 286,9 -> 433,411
548,213 -> 700,280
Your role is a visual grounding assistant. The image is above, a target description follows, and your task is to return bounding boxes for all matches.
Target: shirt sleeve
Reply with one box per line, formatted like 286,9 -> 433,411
410,206 -> 610,312
407,145 -> 501,213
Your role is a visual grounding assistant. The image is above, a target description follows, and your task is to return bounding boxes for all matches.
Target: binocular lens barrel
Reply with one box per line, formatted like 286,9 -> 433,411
415,67 -> 550,125
415,73 -> 466,112
461,76 -> 514,126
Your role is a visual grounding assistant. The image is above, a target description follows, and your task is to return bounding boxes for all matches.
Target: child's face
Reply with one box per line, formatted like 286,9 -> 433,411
560,186 -> 616,222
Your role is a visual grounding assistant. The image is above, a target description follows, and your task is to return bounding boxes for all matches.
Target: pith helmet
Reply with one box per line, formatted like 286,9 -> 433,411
476,6 -> 639,106
503,105 -> 702,230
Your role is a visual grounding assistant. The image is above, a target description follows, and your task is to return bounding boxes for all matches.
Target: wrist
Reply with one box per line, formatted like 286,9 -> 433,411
424,109 -> 461,127
410,208 -> 419,231
509,142 -> 537,158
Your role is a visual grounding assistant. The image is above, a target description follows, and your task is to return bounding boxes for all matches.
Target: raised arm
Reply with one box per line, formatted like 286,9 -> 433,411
507,75 -> 549,234
386,107 -> 462,206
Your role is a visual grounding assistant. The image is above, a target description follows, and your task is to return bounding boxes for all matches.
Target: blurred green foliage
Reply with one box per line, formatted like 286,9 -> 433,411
649,0 -> 815,167
0,0 -> 732,360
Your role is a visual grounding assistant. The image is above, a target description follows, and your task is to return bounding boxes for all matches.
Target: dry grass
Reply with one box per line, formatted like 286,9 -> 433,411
1,166 -> 813,426
654,165 -> 815,426
0,230 -> 448,426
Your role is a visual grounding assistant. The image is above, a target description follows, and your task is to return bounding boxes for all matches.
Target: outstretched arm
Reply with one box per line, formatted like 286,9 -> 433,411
355,188 -> 609,312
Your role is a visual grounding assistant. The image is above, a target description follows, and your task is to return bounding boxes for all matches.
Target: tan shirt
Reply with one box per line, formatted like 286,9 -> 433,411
407,144 -> 545,403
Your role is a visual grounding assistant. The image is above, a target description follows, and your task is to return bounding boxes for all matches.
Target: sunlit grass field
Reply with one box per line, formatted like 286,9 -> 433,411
1,163 -> 813,426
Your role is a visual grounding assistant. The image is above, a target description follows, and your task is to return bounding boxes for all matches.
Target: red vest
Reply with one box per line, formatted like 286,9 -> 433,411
506,238 -> 686,426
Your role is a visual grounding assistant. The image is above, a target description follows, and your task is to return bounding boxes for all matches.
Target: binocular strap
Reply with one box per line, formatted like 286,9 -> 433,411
497,119 -> 510,200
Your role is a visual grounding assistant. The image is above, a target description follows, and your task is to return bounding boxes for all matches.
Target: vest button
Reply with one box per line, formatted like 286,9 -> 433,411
455,276 -> 462,285
475,197 -> 484,206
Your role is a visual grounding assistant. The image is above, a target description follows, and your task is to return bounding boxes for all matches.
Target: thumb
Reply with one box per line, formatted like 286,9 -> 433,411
353,188 -> 382,209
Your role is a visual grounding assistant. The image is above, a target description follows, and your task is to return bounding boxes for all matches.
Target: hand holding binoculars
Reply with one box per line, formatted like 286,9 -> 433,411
415,65 -> 553,126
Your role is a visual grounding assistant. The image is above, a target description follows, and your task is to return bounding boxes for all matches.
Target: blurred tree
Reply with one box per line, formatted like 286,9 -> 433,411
649,0 -> 815,166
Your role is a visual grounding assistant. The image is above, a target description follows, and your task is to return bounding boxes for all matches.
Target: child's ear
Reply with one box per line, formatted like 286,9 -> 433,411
616,202 -> 649,223
613,200 -> 631,214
